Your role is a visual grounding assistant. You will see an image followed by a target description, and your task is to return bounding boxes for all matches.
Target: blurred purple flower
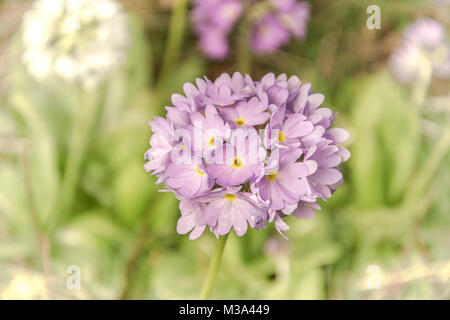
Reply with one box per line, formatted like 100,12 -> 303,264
144,72 -> 350,239
278,1 -> 310,38
191,0 -> 242,60
191,0 -> 310,59
251,15 -> 291,53
390,18 -> 450,83
199,30 -> 230,61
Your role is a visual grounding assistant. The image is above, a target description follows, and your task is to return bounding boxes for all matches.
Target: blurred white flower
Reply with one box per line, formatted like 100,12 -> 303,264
21,0 -> 130,89
390,18 -> 450,84
1,272 -> 47,300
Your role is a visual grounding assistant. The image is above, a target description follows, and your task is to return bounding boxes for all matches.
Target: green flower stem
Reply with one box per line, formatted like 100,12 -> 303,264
409,127 -> 450,201
412,60 -> 432,108
199,234 -> 229,300
157,0 -> 188,93
237,18 -> 252,74
47,88 -> 99,232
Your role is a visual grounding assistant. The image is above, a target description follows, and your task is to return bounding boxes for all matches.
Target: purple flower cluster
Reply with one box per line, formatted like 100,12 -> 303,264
144,73 -> 350,239
191,0 -> 310,60
390,18 -> 450,83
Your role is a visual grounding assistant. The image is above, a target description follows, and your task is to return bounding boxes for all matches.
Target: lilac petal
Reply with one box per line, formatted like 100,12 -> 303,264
307,93 -> 325,110
269,182 -> 291,210
231,209 -> 248,236
337,147 -> 351,162
196,78 -> 208,93
277,177 -> 306,201
176,215 -> 195,234
288,75 -> 301,93
326,128 -> 350,144
270,104 -> 286,128
278,162 -> 308,178
276,147 -> 301,164
220,107 -> 239,122
320,154 -> 342,168
282,203 -> 298,215
166,107 -> 189,127
184,82 -> 200,98
274,215 -> 289,239
189,225 -> 206,240
267,85 -> 290,105
216,209 -> 233,235
248,112 -> 270,125
302,126 -> 325,147
304,160 -> 318,175
293,206 -> 316,220
282,114 -> 314,138
179,199 -> 199,216
314,184 -> 332,199
217,166 -> 254,187
312,168 -> 343,185
292,83 -> 311,113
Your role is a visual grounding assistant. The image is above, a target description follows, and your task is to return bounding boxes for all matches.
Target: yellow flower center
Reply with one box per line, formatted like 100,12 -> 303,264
208,136 -> 215,146
278,131 -> 286,143
232,158 -> 243,168
224,194 -> 237,201
267,171 -> 278,181
235,118 -> 245,126
195,166 -> 205,176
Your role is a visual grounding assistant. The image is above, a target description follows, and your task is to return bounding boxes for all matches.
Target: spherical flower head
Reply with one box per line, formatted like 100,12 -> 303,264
21,0 -> 130,89
390,18 -> 450,83
144,72 -> 350,239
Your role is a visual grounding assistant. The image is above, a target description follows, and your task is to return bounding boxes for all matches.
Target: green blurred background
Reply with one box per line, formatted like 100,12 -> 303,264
0,0 -> 449,299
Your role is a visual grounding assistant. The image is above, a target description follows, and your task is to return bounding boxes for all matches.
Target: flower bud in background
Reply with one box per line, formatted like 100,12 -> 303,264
144,73 -> 350,239
21,0 -> 130,89
390,18 -> 450,83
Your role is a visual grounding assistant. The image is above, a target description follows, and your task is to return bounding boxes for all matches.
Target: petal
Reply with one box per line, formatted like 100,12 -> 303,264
283,116 -> 314,138
293,206 -> 316,220
321,154 -> 342,168
183,82 -> 200,98
304,160 -> 318,175
292,83 -> 311,113
179,199 -> 200,217
231,207 -> 248,236
189,225 -> 206,240
307,93 -> 325,110
274,215 -> 289,239
326,128 -> 349,144
216,211 -> 233,235
337,147 -> 351,162
311,168 -> 343,185
176,216 -> 195,234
